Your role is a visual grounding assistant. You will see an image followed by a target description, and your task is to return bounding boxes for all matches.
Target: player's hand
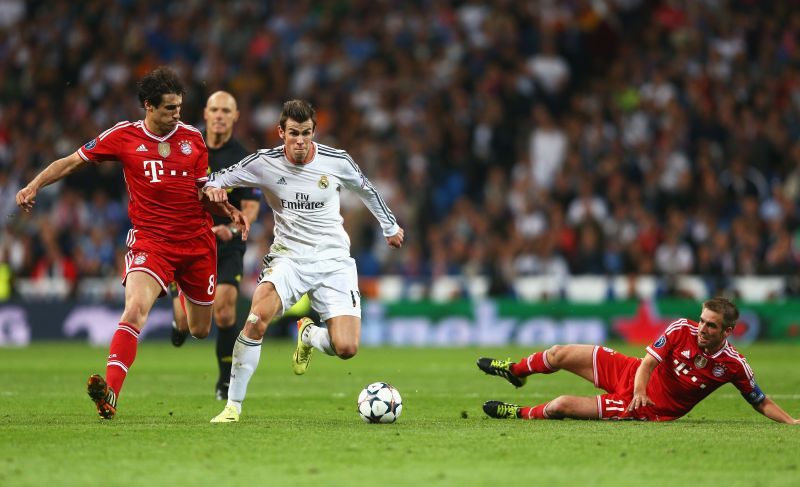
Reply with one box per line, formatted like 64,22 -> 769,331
202,186 -> 228,202
212,224 -> 234,242
386,227 -> 404,248
15,186 -> 38,212
627,393 -> 654,412
229,210 -> 250,241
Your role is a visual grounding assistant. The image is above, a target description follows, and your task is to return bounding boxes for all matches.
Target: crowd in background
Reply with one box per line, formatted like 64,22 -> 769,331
2,0 -> 800,301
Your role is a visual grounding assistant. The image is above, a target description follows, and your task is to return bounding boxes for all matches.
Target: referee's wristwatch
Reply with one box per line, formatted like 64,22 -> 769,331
229,225 -> 240,236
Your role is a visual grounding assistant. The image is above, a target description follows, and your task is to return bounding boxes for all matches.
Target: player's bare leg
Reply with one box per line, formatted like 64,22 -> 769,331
212,283 -> 238,399
483,395 -> 598,420
295,315 -> 359,374
326,316 -> 360,359
169,284 -> 190,347
478,344 -> 595,387
212,282 -> 280,423
184,300 -> 213,339
539,395 -> 598,419
540,345 -> 595,382
89,271 -> 161,419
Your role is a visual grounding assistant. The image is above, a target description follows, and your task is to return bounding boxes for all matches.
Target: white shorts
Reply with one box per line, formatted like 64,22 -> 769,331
257,256 -> 361,321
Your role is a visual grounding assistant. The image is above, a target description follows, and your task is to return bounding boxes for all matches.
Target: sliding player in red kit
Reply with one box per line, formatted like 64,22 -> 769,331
477,297 -> 798,424
16,67 -> 249,419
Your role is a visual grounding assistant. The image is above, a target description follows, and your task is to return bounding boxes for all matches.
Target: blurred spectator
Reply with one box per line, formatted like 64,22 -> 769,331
3,0 -> 800,301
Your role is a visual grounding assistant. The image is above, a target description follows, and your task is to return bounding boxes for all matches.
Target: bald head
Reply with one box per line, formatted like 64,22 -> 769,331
207,91 -> 237,111
204,91 -> 240,147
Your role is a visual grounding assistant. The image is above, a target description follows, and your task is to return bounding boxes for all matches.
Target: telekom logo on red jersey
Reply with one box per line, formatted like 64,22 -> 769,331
143,160 -> 164,183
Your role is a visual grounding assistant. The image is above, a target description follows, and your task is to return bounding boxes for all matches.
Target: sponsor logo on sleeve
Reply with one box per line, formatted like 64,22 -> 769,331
84,139 -> 97,150
654,335 -> 666,348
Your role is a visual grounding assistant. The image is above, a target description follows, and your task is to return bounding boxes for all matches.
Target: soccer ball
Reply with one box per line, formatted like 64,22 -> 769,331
357,382 -> 402,423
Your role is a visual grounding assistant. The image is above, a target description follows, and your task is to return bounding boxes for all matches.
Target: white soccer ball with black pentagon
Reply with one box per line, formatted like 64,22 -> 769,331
357,382 -> 402,423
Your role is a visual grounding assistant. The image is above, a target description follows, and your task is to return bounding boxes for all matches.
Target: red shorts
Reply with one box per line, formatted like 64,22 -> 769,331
123,229 -> 217,305
593,346 -> 674,421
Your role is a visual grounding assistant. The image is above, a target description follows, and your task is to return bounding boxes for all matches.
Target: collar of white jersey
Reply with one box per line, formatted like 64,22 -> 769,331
138,120 -> 180,142
284,141 -> 317,165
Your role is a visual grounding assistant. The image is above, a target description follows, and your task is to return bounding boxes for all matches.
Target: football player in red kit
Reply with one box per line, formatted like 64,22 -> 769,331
478,297 -> 798,424
16,66 -> 249,419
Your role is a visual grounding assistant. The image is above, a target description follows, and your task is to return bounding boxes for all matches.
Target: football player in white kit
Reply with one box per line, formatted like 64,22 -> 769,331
204,99 -> 404,422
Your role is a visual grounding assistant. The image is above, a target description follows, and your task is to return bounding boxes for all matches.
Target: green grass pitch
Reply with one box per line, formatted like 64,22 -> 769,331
1,341 -> 798,486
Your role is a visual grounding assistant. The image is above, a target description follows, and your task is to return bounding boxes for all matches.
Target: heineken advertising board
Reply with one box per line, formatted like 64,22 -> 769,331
1,299 -> 798,347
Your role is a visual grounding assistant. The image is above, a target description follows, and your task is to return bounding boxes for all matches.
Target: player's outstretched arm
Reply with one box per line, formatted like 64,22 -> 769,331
16,152 -> 86,212
754,397 -> 798,424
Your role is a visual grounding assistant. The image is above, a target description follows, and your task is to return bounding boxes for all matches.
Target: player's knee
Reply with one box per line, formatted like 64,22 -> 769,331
335,343 -> 358,360
546,396 -> 569,417
545,344 -> 565,365
214,306 -> 236,327
121,303 -> 150,328
189,326 -> 210,339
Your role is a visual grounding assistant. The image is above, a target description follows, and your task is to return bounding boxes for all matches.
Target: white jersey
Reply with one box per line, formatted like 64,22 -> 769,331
205,142 -> 399,261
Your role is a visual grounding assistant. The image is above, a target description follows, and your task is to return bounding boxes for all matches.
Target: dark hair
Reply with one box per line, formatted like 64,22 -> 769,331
702,297 -> 739,330
137,66 -> 186,108
279,99 -> 316,130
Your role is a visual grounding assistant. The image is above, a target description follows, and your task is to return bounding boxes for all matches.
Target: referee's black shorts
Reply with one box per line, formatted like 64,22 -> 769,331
216,241 -> 245,289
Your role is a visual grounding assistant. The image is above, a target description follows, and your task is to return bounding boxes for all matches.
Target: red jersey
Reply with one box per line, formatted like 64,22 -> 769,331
77,120 -> 211,240
645,319 -> 764,419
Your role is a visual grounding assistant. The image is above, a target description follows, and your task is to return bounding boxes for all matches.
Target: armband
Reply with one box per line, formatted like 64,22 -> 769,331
741,383 -> 766,405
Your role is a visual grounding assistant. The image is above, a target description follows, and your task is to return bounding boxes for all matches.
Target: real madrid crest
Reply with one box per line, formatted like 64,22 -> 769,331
693,355 -> 708,369
158,142 -> 171,158
318,175 -> 329,189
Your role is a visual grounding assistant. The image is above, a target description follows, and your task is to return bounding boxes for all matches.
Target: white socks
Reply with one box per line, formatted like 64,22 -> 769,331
305,324 -> 336,356
226,332 -> 262,413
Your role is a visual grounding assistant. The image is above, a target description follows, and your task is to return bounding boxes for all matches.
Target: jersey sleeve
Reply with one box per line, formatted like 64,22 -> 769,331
731,357 -> 766,405
77,123 -> 126,162
338,152 -> 400,237
645,319 -> 684,362
194,136 -> 209,188
205,152 -> 264,190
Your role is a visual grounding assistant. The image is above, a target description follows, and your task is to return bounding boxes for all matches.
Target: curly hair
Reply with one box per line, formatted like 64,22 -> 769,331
279,99 -> 316,130
137,66 -> 186,108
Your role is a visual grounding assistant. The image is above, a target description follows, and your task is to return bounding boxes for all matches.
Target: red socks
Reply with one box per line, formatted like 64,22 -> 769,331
520,403 -> 551,420
511,351 -> 555,377
105,322 -> 140,395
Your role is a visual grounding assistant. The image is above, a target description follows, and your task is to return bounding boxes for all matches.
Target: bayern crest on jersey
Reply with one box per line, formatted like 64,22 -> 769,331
179,140 -> 192,155
133,253 -> 147,265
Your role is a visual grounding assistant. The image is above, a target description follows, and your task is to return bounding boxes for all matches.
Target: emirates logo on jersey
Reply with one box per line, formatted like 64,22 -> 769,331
179,140 -> 192,155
